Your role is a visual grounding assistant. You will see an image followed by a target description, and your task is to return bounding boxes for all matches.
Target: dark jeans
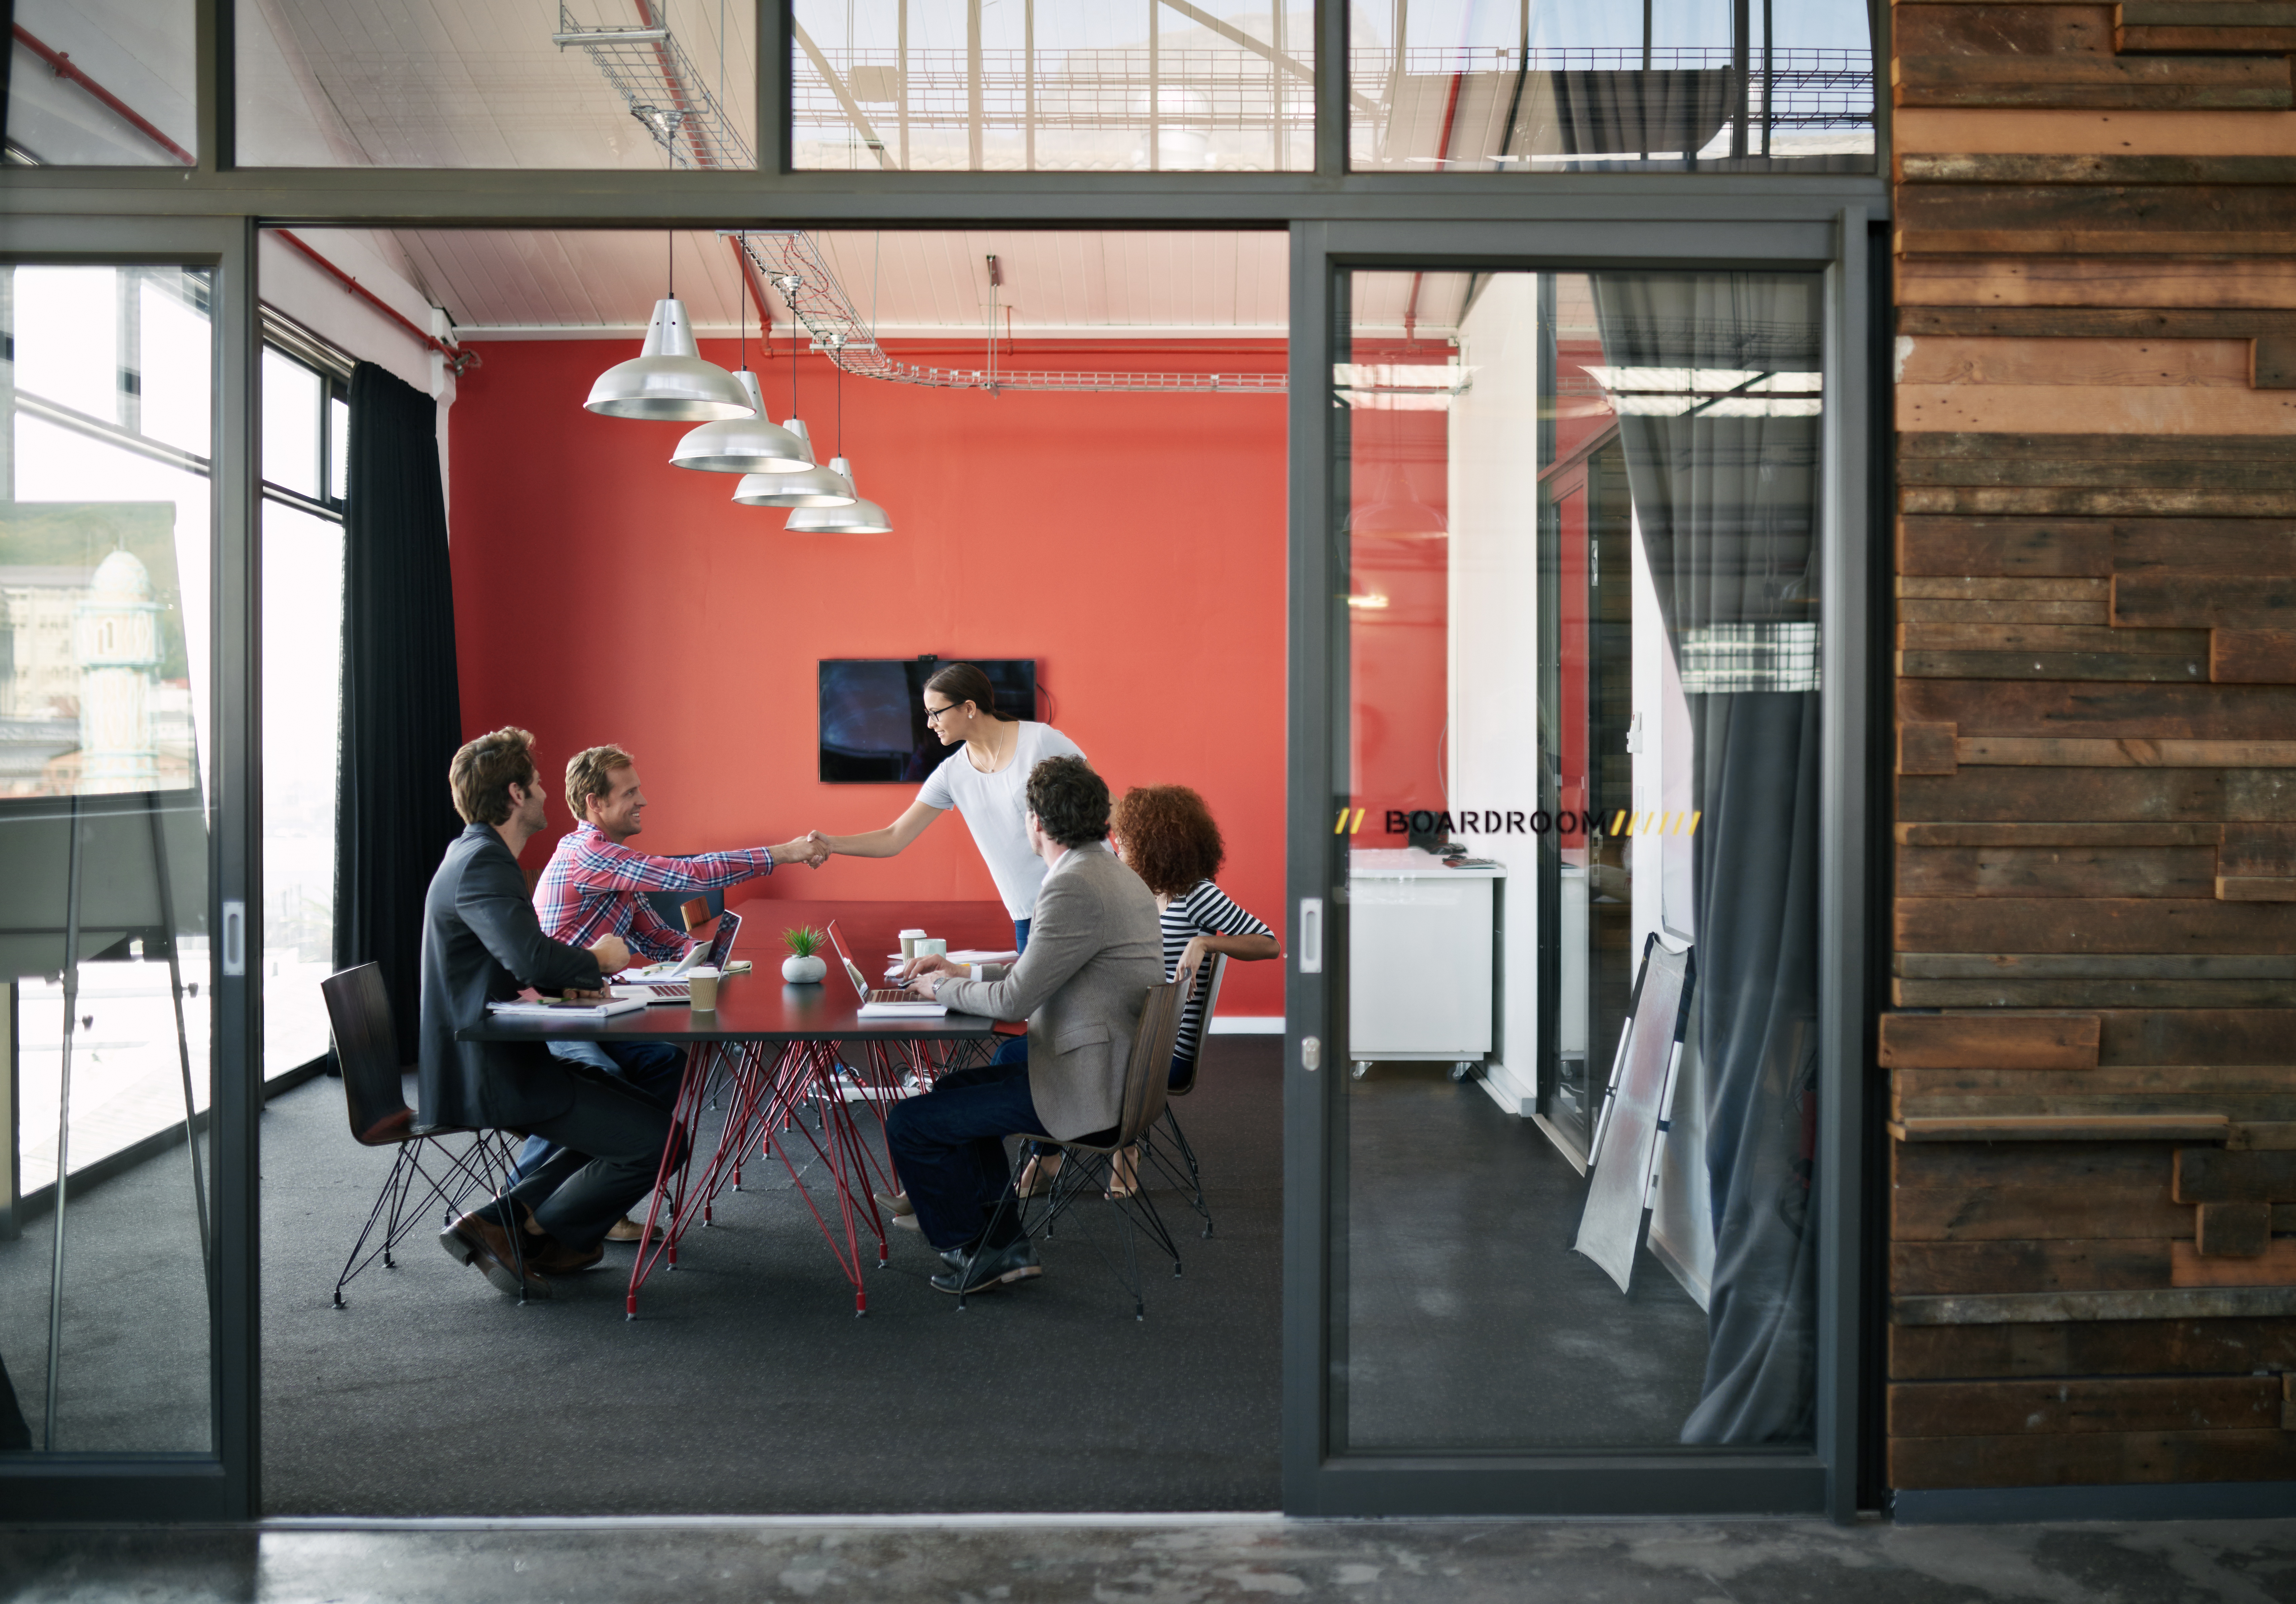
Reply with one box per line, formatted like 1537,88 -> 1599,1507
510,1039 -> 685,1184
884,1052 -> 1045,1251
499,1070 -> 688,1252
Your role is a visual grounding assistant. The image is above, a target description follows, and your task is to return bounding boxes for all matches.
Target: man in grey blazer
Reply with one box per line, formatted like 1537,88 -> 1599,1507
419,727 -> 684,1300
887,756 -> 1162,1295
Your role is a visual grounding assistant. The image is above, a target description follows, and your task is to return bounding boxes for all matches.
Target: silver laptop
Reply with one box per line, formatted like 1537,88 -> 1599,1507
615,908 -> 741,1002
826,919 -> 945,1013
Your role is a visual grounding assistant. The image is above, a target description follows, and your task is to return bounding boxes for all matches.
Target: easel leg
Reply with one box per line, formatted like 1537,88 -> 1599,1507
41,800 -> 85,1452
148,795 -> 213,1297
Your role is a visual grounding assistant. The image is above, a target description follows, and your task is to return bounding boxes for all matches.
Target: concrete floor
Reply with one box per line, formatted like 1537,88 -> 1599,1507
8,1517 -> 2296,1602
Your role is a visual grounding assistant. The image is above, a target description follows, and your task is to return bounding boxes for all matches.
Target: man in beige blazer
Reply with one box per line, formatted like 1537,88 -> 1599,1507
887,756 -> 1163,1295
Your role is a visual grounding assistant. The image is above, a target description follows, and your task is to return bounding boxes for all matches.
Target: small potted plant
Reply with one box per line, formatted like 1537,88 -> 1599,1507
781,925 -> 828,983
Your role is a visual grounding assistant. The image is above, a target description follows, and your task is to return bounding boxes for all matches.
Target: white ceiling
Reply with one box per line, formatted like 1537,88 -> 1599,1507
22,0 -> 1468,337
320,227 -> 1296,338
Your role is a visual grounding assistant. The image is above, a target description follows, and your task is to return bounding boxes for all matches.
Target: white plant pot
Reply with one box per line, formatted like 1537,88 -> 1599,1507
781,953 -> 827,983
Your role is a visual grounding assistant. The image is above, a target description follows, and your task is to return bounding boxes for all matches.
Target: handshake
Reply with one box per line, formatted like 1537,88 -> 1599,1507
769,831 -> 839,870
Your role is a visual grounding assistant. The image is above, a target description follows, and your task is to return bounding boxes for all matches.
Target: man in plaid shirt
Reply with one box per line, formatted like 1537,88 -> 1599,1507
512,744 -> 826,1239
535,745 -> 824,962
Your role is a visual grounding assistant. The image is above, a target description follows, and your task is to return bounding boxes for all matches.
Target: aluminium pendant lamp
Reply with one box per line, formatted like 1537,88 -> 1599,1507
669,370 -> 813,471
784,458 -> 892,533
733,434 -> 855,508
584,296 -> 754,421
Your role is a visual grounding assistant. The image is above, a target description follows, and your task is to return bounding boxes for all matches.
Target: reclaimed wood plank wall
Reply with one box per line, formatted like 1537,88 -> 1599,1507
1889,0 -> 2296,1492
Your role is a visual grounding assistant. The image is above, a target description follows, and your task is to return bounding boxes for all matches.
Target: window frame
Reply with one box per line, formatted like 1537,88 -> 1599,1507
0,0 -> 1888,1523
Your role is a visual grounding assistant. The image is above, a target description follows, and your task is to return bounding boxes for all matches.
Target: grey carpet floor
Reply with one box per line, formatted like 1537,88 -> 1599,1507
0,1132 -> 213,1455
258,1037 -> 1284,1515
1340,1061 -> 1711,1450
0,1041 -> 1720,1506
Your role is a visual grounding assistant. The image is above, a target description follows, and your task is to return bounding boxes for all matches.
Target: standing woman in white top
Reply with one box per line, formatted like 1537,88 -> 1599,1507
807,662 -> 1085,953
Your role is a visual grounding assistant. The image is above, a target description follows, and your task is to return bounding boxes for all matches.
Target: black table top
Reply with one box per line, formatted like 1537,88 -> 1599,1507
455,898 -> 1010,1046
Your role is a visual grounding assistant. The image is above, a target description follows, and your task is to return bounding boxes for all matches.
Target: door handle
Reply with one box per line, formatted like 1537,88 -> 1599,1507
1298,897 -> 1323,974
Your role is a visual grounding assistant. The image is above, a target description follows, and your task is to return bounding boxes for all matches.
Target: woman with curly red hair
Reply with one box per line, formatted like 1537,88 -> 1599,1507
1109,785 -> 1280,1078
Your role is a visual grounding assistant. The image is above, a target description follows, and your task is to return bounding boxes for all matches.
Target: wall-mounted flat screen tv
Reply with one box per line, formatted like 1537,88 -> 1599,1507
819,658 -> 1039,782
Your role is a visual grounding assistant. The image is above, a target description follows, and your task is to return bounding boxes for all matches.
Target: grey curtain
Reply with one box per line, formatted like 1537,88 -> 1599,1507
1589,272 -> 1823,1445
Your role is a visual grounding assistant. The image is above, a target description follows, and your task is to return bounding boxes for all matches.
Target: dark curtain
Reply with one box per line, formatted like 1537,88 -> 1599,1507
335,361 -> 463,1063
0,1350 -> 28,1450
1589,273 -> 1824,1445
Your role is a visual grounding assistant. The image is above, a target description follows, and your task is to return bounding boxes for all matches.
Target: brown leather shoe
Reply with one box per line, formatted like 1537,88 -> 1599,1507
439,1210 -> 552,1300
527,1236 -> 606,1276
604,1215 -> 661,1244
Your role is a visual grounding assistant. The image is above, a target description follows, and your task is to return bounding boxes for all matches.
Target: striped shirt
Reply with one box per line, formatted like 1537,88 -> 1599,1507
534,822 -> 776,960
1162,879 -> 1274,1065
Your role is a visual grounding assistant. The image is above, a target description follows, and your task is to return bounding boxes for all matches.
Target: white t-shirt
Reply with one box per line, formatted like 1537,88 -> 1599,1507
917,722 -> 1087,917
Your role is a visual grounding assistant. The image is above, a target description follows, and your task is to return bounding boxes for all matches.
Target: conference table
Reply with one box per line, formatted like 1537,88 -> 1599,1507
458,899 -> 1017,1317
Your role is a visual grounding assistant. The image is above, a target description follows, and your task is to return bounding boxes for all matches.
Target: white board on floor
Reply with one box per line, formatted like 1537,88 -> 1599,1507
1572,934 -> 1694,1294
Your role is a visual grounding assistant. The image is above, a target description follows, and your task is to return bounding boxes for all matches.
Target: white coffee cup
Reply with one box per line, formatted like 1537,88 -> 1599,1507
688,965 -> 722,1011
899,928 -> 928,960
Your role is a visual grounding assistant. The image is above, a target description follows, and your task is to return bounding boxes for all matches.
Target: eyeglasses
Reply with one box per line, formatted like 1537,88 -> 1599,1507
922,702 -> 966,725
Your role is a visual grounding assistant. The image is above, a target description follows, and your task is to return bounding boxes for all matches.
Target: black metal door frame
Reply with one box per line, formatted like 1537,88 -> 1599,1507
1280,211 -> 1875,1518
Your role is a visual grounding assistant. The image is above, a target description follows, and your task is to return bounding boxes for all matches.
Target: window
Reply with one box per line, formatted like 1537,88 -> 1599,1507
4,0 -> 197,167
233,0 -> 756,170
1348,0 -> 1875,172
256,331 -> 350,1080
794,1 -> 1314,171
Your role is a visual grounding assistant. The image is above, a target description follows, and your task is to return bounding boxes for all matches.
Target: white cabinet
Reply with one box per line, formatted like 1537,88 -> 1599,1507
1348,849 -> 1503,1077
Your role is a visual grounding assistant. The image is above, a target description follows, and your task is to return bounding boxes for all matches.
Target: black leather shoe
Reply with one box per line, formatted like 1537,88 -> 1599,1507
440,1210 -> 553,1300
931,1235 -> 1042,1295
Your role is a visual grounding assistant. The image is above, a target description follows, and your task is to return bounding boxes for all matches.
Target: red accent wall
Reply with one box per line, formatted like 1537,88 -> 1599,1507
1346,400 -> 1451,834
447,336 -> 1294,1016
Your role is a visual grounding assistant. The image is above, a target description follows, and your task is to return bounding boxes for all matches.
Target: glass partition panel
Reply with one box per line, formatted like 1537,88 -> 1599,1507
1348,0 -> 1873,173
235,0 -> 755,168
5,0 -> 197,166
794,1 -> 1312,171
1333,266 -> 1822,1454
260,497 -> 342,1075
0,264 -> 215,1455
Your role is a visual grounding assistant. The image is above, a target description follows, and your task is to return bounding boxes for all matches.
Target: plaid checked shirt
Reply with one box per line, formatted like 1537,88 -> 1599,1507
533,822 -> 776,961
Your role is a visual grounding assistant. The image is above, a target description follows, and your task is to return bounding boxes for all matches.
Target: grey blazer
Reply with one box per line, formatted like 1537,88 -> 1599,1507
936,842 -> 1163,1141
417,822 -> 605,1132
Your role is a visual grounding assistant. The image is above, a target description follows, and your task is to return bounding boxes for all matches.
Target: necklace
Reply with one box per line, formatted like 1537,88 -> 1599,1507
972,718 -> 1011,773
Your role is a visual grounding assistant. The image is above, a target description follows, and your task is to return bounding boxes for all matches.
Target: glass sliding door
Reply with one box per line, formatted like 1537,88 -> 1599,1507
0,262 -> 217,1456
1291,231 -> 1859,1513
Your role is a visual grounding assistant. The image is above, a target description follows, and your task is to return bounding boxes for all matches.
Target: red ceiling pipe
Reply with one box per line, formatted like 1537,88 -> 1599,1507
1401,57 -> 1468,343
274,229 -> 479,375
12,24 -> 194,166
12,25 -> 473,377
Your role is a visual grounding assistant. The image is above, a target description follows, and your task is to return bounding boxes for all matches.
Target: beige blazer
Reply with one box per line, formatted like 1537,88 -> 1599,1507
937,842 -> 1163,1140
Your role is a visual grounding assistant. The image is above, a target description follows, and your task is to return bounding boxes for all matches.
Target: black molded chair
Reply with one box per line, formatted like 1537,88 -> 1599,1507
958,978 -> 1187,1318
1139,954 -> 1227,1238
320,963 -> 519,1308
